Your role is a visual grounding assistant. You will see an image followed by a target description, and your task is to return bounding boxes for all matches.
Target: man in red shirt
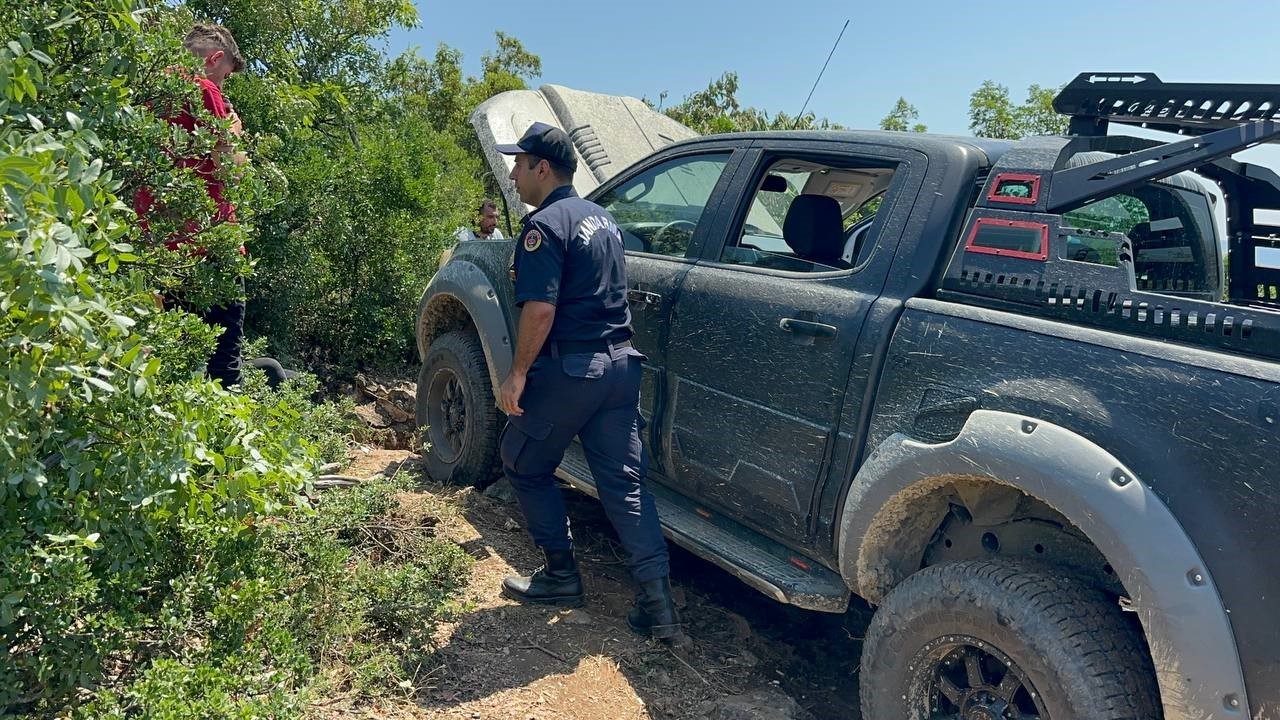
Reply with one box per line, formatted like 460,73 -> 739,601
135,24 -> 249,386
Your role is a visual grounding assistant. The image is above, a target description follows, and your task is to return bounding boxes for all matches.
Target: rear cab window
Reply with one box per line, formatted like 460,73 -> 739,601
1062,171 -> 1221,300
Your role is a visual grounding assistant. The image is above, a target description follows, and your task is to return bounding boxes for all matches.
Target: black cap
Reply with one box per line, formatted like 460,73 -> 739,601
495,121 -> 578,173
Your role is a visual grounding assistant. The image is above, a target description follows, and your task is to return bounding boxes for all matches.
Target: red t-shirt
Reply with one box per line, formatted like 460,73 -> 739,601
134,76 -> 239,252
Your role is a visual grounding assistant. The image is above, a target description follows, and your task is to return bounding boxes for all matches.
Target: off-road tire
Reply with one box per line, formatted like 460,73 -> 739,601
417,330 -> 502,487
860,559 -> 1162,720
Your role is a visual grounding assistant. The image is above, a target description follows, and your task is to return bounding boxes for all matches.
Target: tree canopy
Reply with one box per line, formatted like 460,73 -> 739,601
659,72 -> 844,134
880,97 -> 927,133
969,80 -> 1068,139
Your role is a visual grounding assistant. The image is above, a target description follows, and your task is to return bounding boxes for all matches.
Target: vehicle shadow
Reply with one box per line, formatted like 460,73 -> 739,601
411,468 -> 871,720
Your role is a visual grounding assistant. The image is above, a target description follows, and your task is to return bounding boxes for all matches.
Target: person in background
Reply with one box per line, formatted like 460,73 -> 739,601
454,198 -> 506,242
136,24 -> 261,387
136,23 -> 246,238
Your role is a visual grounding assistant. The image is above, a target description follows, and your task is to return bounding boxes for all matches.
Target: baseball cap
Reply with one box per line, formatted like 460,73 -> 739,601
495,121 -> 578,173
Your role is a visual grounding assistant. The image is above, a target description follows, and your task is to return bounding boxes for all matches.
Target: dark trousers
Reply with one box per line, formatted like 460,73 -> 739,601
195,298 -> 245,387
500,346 -> 670,583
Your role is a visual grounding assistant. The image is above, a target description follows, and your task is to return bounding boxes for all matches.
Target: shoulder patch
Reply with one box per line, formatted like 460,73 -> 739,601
523,228 -> 543,252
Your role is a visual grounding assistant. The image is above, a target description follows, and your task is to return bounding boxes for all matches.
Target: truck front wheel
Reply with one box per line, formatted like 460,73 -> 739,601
417,330 -> 501,487
860,559 -> 1162,720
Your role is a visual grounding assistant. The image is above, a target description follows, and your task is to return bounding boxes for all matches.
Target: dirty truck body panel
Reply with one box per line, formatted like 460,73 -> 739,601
416,76 -> 1280,719
863,300 -> 1280,717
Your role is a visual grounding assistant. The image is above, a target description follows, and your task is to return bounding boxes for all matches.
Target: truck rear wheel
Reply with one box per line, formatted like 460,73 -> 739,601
860,559 -> 1161,720
417,330 -> 501,487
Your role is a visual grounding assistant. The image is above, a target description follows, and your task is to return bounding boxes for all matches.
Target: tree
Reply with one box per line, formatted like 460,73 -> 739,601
183,0 -> 542,371
245,33 -> 540,369
384,33 -> 541,144
186,0 -> 416,84
476,31 -> 542,100
1015,83 -> 1068,137
248,121 -> 480,369
968,80 -> 1020,139
662,71 -> 743,134
660,71 -> 842,135
880,97 -> 927,133
184,0 -> 418,148
969,81 -> 1069,139
383,44 -> 469,138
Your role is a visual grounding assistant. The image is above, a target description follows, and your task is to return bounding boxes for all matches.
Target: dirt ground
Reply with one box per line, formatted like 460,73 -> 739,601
319,448 -> 875,720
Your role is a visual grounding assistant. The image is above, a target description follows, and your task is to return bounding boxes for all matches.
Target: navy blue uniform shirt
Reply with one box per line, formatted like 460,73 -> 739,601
512,185 -> 633,342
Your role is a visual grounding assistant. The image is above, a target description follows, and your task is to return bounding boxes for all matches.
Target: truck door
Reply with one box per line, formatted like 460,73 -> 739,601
587,143 -> 750,485
663,142 -> 926,543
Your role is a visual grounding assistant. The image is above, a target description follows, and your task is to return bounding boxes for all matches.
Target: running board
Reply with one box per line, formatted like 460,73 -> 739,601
556,443 -> 851,613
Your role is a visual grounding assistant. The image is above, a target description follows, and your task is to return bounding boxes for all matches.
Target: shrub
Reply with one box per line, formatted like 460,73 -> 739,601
2,2 -> 362,714
2,2 -> 476,714
245,121 -> 478,372
78,474 -> 471,720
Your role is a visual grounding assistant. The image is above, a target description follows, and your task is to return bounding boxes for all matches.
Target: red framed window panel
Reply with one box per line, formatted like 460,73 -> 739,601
965,217 -> 1050,261
987,172 -> 1042,205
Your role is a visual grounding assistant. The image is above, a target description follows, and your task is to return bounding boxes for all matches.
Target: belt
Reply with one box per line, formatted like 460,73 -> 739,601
539,337 -> 633,357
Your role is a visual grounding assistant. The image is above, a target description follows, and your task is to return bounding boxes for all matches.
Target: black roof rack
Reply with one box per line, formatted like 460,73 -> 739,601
979,119 -> 1280,215
1046,119 -> 1280,213
1054,72 -> 1280,136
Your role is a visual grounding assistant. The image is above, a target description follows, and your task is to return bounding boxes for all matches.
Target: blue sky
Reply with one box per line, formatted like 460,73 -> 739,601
387,0 -> 1280,137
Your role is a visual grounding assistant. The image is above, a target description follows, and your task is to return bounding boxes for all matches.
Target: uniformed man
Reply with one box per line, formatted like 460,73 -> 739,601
494,122 -> 681,643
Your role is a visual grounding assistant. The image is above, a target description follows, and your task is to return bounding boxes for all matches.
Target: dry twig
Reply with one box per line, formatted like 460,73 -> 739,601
666,646 -> 713,688
518,643 -> 570,664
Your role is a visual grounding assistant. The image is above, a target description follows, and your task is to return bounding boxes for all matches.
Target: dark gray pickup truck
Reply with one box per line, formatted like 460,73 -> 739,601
415,74 -> 1280,720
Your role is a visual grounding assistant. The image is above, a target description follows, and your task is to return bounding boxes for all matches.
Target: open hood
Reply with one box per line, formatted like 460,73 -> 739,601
471,84 -> 699,214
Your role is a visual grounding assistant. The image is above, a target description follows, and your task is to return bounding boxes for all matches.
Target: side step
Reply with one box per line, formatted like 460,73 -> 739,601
556,443 -> 851,613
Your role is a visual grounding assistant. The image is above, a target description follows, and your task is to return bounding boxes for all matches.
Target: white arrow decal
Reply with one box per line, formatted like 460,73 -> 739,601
1088,75 -> 1148,84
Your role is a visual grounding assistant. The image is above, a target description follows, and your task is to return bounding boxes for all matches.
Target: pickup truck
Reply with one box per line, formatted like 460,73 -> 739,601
414,74 -> 1280,720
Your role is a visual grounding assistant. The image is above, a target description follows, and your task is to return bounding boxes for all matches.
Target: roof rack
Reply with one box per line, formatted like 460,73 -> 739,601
979,119 -> 1280,215
1046,119 -> 1280,213
1054,72 -> 1280,136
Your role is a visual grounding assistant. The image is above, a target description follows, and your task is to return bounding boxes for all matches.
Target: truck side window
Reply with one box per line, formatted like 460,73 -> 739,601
595,153 -> 732,258
719,158 -> 895,273
1062,177 -> 1221,300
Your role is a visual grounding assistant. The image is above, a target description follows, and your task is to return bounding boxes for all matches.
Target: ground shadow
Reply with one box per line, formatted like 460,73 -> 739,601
411,467 -> 872,720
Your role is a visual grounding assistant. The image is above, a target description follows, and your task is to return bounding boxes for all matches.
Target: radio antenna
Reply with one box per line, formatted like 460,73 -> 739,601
795,19 -> 849,128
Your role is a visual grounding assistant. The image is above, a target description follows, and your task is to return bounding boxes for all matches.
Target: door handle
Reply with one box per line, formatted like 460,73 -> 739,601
779,317 -> 837,338
628,289 -> 662,306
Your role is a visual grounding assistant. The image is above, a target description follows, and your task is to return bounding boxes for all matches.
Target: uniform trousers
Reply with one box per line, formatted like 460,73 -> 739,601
500,343 -> 669,583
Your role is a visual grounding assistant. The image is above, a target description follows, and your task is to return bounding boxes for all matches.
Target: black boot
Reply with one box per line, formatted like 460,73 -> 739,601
627,577 -> 684,643
502,548 -> 584,606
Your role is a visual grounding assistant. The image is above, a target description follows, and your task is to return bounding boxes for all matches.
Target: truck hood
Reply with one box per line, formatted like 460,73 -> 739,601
470,84 -> 699,214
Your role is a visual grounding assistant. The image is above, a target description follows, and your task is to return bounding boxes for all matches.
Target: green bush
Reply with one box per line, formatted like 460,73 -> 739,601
245,120 -> 478,371
239,364 -> 356,465
182,6 -> 542,374
78,474 -> 471,720
3,1 -> 491,714
0,2 -> 424,715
